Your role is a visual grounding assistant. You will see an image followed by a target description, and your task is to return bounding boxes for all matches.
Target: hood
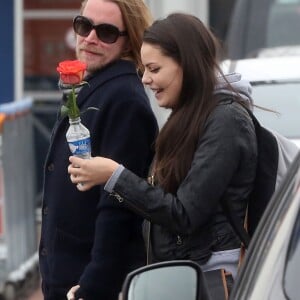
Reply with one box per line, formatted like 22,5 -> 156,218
214,72 -> 253,107
292,139 -> 300,148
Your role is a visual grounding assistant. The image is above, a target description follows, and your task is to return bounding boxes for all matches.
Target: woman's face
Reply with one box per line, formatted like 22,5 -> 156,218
141,43 -> 183,109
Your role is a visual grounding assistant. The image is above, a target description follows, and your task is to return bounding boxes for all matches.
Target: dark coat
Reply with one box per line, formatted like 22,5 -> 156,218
111,101 -> 257,264
39,60 -> 158,300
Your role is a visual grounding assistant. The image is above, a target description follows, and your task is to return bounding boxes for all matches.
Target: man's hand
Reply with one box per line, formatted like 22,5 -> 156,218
67,285 -> 83,300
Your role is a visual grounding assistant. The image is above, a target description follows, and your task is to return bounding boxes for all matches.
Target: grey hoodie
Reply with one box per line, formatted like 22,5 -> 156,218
215,72 -> 253,107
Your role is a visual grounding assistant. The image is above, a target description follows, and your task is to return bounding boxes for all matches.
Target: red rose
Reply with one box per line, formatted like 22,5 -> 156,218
57,60 -> 87,85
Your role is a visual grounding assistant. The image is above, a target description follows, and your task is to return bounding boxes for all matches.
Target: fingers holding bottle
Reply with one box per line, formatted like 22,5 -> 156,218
68,156 -> 120,190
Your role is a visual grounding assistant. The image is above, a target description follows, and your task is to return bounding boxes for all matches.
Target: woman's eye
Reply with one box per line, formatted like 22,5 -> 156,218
150,68 -> 160,73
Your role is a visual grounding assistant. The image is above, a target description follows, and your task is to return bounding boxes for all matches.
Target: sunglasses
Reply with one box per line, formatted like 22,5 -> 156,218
73,15 -> 127,44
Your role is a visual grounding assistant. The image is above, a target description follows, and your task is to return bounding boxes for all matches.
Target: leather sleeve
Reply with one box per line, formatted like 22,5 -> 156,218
113,103 -> 256,235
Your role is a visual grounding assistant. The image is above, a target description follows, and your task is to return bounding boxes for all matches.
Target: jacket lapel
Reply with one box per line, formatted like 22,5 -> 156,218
76,59 -> 137,107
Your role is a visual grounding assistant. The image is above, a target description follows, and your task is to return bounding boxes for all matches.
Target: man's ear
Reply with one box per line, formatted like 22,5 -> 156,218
123,40 -> 132,54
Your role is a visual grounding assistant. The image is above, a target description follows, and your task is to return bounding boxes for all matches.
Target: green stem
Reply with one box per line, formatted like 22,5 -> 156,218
67,86 -> 80,119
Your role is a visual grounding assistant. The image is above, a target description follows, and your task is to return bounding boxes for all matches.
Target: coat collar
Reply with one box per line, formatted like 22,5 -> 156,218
76,59 -> 138,105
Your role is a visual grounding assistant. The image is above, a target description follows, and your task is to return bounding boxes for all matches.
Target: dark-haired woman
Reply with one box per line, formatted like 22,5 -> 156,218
68,13 -> 257,280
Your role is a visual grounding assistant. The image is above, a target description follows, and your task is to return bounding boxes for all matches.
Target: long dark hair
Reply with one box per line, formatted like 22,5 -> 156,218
143,13 -> 228,194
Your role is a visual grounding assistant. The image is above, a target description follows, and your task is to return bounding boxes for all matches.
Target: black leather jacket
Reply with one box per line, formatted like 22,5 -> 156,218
112,101 -> 257,264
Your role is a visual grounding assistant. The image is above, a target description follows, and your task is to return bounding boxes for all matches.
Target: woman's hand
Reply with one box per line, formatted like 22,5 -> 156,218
68,156 -> 119,191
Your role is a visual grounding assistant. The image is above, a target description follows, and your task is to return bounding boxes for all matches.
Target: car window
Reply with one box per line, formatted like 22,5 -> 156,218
284,206 -> 300,299
266,0 -> 300,49
226,0 -> 300,59
252,83 -> 300,138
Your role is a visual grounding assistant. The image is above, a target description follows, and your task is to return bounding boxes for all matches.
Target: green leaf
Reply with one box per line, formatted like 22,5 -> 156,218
60,105 -> 69,117
59,83 -> 92,119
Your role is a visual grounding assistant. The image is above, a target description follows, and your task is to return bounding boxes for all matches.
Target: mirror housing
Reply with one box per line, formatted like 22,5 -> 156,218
120,260 -> 211,300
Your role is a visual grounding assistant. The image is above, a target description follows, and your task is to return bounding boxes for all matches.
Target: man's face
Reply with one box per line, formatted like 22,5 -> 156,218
75,0 -> 128,75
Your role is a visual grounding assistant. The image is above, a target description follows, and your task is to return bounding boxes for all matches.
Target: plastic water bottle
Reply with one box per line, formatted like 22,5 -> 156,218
66,117 -> 91,159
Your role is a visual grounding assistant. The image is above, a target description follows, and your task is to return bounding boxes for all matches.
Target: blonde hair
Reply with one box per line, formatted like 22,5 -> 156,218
80,0 -> 152,72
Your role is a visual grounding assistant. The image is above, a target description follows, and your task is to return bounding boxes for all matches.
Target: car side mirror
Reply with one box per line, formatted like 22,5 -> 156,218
120,260 -> 211,300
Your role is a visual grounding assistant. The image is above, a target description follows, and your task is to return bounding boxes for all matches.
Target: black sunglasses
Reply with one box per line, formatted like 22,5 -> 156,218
73,15 -> 127,44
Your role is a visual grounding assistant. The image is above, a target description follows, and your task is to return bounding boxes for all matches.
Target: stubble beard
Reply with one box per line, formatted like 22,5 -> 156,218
76,48 -> 106,76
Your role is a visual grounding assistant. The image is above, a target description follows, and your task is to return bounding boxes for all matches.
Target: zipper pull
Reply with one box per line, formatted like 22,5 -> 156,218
111,192 -> 124,203
176,235 -> 182,245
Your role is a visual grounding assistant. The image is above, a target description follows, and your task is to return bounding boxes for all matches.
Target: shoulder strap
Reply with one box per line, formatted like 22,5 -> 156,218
221,200 -> 250,248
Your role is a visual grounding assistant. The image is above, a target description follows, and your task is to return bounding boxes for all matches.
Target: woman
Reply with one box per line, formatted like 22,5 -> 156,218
68,13 -> 257,279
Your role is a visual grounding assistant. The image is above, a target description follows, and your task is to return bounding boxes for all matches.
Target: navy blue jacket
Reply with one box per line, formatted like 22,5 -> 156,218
39,60 -> 158,300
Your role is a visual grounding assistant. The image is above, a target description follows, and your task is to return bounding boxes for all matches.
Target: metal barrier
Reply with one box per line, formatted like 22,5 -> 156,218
0,98 -> 38,299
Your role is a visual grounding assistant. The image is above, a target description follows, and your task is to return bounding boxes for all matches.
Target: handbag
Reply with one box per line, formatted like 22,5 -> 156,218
203,269 -> 233,300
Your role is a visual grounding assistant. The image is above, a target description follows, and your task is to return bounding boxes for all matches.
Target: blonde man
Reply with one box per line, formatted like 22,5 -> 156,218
39,1 -> 158,299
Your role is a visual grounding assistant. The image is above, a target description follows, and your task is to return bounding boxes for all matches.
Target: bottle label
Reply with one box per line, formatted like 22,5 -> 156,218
68,137 -> 91,158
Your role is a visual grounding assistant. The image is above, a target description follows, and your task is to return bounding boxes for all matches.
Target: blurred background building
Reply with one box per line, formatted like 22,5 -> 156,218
1,0 -> 238,103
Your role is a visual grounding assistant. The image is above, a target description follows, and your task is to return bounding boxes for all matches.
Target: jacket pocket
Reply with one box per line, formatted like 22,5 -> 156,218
150,224 -> 178,261
50,228 -> 93,285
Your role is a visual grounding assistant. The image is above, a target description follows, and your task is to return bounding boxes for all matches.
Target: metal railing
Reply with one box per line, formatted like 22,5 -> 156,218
0,98 -> 38,297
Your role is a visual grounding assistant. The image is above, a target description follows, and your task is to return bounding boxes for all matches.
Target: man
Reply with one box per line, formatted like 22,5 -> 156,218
39,0 -> 158,299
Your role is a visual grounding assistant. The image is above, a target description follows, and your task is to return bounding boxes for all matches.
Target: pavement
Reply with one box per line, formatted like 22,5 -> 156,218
15,276 -> 43,300
27,286 -> 43,300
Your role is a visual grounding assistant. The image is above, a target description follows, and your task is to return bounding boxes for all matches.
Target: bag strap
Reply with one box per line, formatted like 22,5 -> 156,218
238,208 -> 248,268
145,175 -> 155,265
204,269 -> 233,300
220,198 -> 250,248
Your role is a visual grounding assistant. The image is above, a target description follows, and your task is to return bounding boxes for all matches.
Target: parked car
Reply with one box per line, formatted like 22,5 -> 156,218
226,0 -> 300,59
222,55 -> 300,147
121,260 -> 210,300
120,151 -> 300,299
